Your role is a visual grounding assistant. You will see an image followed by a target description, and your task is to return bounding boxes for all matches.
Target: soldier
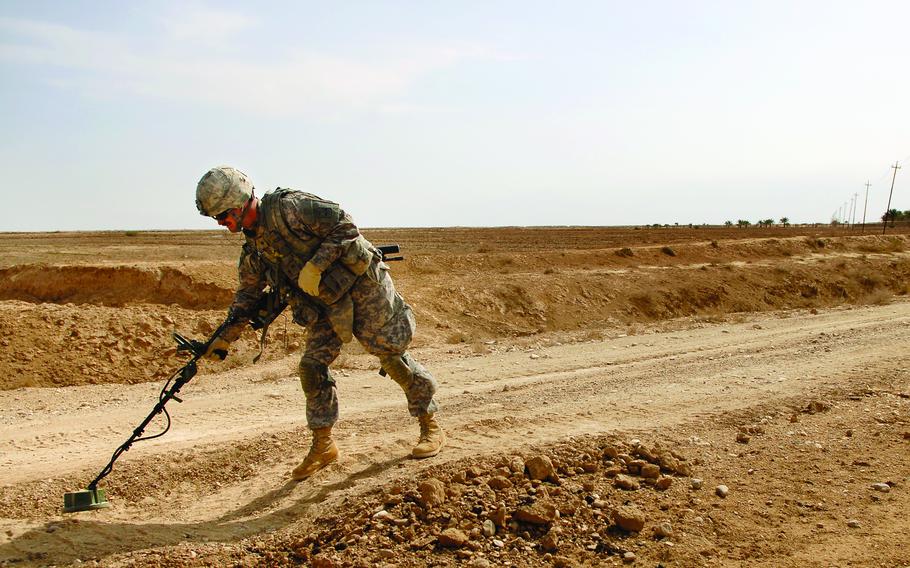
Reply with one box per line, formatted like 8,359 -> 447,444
194,166 -> 444,480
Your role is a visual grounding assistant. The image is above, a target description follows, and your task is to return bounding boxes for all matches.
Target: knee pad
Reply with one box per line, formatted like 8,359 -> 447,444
379,352 -> 433,387
379,352 -> 438,416
378,353 -> 411,388
299,357 -> 335,393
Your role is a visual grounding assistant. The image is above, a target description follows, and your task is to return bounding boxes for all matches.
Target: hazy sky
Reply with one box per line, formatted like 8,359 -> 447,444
2,1 -> 908,231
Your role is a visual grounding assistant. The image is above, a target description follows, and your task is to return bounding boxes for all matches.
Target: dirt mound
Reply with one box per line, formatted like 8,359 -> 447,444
268,436 -> 696,567
0,302 -> 306,389
415,253 -> 910,342
0,265 -> 232,309
1,232 -> 909,390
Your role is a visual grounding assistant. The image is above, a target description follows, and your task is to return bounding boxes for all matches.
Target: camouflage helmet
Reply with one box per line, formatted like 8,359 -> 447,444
195,166 -> 254,216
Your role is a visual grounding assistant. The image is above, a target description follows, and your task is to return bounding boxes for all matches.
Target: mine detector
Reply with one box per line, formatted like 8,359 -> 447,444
63,245 -> 403,513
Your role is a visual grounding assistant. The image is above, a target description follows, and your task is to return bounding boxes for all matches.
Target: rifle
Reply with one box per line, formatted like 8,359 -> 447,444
377,243 -> 403,262
63,312 -> 238,512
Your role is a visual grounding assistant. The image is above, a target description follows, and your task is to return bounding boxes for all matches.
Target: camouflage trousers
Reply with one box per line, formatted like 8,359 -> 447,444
298,262 -> 438,429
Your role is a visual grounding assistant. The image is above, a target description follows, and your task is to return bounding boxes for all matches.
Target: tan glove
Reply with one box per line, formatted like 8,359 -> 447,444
297,261 -> 322,296
203,336 -> 230,361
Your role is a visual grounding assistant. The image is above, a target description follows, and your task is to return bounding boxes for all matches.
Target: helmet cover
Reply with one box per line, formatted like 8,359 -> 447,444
195,166 -> 254,216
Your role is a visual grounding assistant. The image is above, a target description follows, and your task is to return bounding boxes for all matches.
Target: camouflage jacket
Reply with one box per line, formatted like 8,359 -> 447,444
221,188 -> 377,341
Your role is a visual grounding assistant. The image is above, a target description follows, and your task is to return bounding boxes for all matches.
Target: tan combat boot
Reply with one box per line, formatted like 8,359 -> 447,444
412,414 -> 445,458
292,427 -> 339,480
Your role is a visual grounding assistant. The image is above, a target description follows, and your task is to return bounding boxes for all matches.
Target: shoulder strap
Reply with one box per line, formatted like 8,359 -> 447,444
261,188 -> 321,257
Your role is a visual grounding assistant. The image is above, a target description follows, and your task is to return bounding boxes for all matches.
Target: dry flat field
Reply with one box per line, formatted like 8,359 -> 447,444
0,225 -> 908,568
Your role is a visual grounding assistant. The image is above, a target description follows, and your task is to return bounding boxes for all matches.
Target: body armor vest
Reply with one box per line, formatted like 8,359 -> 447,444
249,189 -> 373,308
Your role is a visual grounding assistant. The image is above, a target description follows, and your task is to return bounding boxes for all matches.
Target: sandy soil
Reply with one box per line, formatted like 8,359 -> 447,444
0,226 -> 908,567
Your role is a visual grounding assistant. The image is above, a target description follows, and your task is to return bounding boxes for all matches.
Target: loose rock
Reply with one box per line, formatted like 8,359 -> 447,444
627,459 -> 646,474
513,500 -> 559,525
372,510 -> 394,522
492,504 -> 508,527
715,485 -> 729,498
487,476 -> 513,490
614,474 -> 640,491
311,557 -> 335,568
659,455 -> 681,473
417,479 -> 446,508
655,521 -> 673,539
438,528 -> 469,548
612,505 -> 646,532
540,531 -> 560,552
640,463 -> 660,478
526,455 -> 557,481
804,400 -> 831,414
602,445 -> 619,459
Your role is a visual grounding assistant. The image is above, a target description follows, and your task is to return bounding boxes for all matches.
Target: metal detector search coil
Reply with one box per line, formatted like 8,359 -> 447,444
63,489 -> 110,513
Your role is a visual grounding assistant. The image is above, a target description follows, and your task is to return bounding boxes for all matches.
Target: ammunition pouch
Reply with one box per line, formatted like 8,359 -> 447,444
315,263 -> 360,305
340,235 -> 376,276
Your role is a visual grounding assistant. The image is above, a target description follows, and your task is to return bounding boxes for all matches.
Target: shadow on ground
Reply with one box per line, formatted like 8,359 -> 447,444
0,456 -> 406,566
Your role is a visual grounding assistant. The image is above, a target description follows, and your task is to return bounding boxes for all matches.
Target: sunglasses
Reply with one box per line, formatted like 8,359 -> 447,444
213,209 -> 235,221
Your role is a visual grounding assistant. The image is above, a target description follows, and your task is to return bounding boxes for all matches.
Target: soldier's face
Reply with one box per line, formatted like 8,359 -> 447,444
215,208 -> 242,232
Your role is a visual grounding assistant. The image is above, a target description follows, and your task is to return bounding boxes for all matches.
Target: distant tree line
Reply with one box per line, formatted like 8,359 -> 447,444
643,212 -> 908,229
724,217 -> 790,228
881,209 -> 910,226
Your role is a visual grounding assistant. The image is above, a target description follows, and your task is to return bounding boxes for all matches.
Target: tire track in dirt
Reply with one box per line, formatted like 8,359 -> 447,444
1,301 -> 908,567
4,301 -> 905,486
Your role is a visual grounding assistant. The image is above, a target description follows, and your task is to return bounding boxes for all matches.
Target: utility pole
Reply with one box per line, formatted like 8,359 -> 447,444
851,193 -> 858,230
883,161 -> 901,234
861,181 -> 870,233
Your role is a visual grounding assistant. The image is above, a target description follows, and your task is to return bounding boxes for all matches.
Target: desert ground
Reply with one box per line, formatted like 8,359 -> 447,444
0,224 -> 908,568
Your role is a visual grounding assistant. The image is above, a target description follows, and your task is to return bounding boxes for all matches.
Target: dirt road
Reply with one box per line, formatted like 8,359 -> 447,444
2,299 -> 908,566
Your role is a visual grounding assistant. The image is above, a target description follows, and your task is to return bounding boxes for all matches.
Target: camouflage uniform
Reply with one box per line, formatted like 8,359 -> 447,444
220,189 -> 438,428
